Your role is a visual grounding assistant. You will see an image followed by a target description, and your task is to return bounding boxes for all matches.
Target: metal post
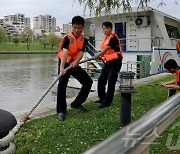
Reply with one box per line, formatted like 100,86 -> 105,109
119,71 -> 135,127
120,93 -> 132,126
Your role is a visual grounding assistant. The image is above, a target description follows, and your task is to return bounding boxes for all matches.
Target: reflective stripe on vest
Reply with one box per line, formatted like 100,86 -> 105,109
58,33 -> 84,63
100,33 -> 123,61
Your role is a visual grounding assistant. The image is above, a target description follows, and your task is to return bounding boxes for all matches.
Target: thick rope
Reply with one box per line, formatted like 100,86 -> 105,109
12,58 -> 94,134
0,132 -> 14,149
0,143 -> 16,154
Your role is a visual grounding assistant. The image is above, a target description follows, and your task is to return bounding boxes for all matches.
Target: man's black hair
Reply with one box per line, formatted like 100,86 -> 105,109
72,16 -> 84,26
102,21 -> 113,29
164,59 -> 178,70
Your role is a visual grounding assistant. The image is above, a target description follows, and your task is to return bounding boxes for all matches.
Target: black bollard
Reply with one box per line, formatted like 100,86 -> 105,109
0,109 -> 17,153
120,93 -> 132,126
119,71 -> 135,127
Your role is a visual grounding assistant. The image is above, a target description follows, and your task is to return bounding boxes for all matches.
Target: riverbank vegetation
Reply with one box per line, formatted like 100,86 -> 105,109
0,27 -> 61,52
14,75 -> 180,154
0,43 -> 59,52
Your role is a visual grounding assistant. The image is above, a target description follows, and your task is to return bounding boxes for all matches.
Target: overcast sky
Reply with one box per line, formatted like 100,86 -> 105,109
0,0 -> 86,27
0,0 -> 180,28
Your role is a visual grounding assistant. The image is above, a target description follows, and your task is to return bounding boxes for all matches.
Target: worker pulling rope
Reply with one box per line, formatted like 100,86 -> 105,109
1,58 -> 94,150
11,57 -> 93,135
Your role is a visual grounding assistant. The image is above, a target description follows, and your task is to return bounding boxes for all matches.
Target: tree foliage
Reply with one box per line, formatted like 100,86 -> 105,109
0,27 -> 7,44
40,34 -> 49,49
19,28 -> 33,50
48,33 -> 61,50
19,28 -> 33,43
76,0 -> 178,16
13,37 -> 19,46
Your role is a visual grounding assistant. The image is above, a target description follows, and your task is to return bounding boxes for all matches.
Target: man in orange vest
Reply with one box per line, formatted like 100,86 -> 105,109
57,16 -> 93,121
160,59 -> 180,97
93,21 -> 123,109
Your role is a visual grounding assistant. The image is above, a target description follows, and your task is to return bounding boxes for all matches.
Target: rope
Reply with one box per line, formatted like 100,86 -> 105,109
0,143 -> 16,154
0,58 -> 94,153
0,132 -> 14,149
12,58 -> 94,134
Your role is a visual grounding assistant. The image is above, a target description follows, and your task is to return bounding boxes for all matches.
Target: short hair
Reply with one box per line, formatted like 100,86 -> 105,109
102,21 -> 113,29
72,16 -> 84,26
164,59 -> 178,70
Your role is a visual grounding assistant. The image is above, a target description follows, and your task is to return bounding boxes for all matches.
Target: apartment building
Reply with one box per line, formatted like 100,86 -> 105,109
0,19 -> 3,25
63,23 -> 72,34
62,23 -> 95,36
0,13 -> 30,37
33,14 -> 56,36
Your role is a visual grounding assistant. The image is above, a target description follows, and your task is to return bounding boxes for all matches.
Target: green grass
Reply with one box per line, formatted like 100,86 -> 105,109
14,75 -> 180,154
150,118 -> 180,154
0,43 -> 59,51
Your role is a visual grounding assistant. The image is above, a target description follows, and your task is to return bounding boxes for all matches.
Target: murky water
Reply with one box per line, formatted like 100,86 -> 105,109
0,54 -> 58,114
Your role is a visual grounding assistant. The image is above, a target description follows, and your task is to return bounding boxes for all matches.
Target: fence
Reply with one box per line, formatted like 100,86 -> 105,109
86,41 -> 143,79
95,37 -> 165,52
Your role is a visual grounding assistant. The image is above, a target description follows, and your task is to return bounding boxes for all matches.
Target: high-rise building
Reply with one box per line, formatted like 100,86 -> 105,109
52,17 -> 56,32
0,13 -> 30,37
63,23 -> 72,34
0,19 -> 3,25
33,14 -> 56,36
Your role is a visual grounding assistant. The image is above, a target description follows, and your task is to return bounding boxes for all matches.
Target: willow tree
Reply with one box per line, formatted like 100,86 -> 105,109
76,0 -> 178,16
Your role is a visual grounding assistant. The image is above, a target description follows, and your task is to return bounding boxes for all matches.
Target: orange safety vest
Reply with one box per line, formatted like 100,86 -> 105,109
100,33 -> 123,61
175,69 -> 180,84
58,33 -> 84,63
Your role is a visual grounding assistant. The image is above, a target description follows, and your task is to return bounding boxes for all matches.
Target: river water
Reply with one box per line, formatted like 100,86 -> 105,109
0,54 -> 58,115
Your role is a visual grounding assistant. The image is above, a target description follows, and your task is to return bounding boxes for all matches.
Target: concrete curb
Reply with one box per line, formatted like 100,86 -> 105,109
133,72 -> 170,85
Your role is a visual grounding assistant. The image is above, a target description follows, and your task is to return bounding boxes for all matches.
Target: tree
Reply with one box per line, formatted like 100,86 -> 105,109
0,27 -> 7,44
40,34 -> 49,49
48,33 -> 61,50
13,37 -> 19,46
76,0 -> 178,16
20,28 -> 33,50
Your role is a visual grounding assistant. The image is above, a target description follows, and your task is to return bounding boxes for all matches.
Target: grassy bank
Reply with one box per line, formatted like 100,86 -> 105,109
14,75 -> 180,154
0,43 -> 59,52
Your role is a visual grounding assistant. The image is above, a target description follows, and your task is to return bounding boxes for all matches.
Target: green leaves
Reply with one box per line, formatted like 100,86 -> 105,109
0,27 -> 7,44
76,0 -> 150,16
